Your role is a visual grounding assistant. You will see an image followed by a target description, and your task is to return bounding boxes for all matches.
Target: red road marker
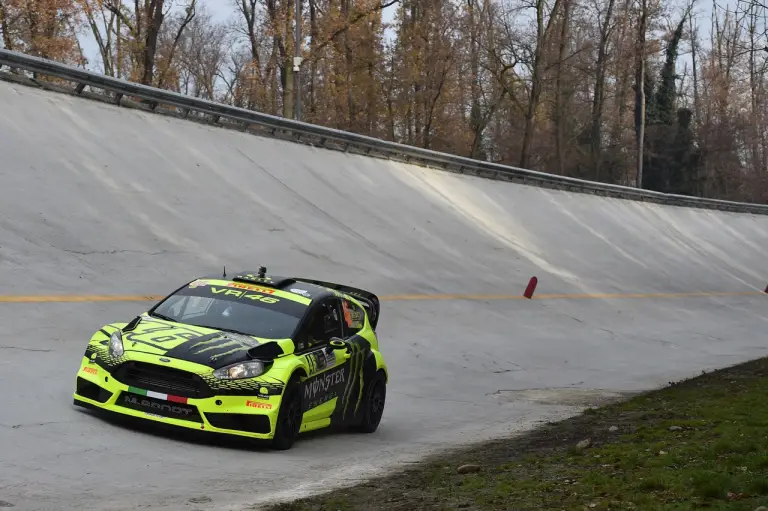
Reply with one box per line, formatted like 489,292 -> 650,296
523,276 -> 538,299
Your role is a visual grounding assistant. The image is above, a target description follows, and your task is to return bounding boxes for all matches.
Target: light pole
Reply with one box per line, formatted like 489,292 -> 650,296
294,0 -> 303,121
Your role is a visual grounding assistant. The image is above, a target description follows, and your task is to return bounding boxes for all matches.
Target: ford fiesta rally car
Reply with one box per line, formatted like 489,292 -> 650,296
73,268 -> 388,450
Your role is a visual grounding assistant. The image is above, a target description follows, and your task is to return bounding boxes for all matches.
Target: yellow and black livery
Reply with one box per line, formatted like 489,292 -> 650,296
73,267 -> 388,450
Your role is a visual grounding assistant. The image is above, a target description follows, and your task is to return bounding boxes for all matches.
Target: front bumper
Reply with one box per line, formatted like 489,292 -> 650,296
72,359 -> 281,440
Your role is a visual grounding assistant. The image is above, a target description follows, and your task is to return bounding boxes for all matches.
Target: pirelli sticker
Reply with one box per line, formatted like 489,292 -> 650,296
226,282 -> 276,294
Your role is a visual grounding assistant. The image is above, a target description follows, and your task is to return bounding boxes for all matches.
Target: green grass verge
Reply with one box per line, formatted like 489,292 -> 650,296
263,356 -> 768,510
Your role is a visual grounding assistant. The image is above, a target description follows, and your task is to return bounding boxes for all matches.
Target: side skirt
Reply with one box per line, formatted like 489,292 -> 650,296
300,418 -> 331,434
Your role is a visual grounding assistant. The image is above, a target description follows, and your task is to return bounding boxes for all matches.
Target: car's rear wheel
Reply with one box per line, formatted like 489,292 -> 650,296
271,375 -> 303,450
356,371 -> 386,433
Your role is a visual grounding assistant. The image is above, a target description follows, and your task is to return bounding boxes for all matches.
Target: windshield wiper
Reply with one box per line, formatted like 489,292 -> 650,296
149,312 -> 176,322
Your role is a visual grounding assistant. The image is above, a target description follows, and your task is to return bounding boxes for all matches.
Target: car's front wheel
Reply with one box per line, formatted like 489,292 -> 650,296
356,370 -> 386,433
271,375 -> 303,450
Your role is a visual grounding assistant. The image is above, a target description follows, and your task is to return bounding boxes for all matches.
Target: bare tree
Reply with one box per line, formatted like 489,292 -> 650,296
634,0 -> 648,187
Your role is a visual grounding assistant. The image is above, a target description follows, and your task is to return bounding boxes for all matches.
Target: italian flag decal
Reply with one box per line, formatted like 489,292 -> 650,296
128,386 -> 189,404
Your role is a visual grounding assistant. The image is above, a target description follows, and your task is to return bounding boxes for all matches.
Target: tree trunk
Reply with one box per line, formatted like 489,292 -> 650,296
309,0 -> 317,118
0,0 -> 12,51
520,0 -> 561,169
554,0 -> 571,175
689,6 -> 699,129
468,0 -> 482,158
634,0 -> 647,188
590,0 -> 615,180
283,56 -> 294,118
141,0 -> 165,85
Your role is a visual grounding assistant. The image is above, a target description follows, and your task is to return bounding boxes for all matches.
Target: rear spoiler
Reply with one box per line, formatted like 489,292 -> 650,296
294,278 -> 380,330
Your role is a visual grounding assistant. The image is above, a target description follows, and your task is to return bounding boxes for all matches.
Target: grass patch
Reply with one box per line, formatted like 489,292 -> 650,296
262,357 -> 768,510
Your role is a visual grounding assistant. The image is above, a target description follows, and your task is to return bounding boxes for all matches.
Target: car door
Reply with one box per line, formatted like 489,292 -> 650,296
328,296 -> 376,426
298,297 -> 352,424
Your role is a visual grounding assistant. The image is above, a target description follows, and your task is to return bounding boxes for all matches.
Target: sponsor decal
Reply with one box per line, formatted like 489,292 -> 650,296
290,288 -> 311,297
227,282 -> 275,294
305,349 -> 332,375
302,365 -> 347,411
123,395 -> 194,416
188,280 -> 208,288
128,386 -> 189,404
209,287 -> 280,304
246,400 -> 273,409
219,332 -> 260,347
83,366 -> 98,375
303,367 -> 346,403
324,349 -> 337,368
342,301 -> 363,329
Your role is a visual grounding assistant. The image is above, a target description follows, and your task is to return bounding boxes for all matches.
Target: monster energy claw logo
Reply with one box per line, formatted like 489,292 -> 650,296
339,341 -> 366,419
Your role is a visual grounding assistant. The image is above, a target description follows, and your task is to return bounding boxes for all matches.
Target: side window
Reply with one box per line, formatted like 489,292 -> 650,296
304,298 -> 343,350
341,298 -> 365,338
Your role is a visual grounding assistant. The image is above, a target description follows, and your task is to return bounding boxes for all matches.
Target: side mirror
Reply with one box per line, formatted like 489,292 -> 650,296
327,338 -> 350,361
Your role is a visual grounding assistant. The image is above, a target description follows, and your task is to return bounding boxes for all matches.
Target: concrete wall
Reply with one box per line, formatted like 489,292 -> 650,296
1,79 -> 767,511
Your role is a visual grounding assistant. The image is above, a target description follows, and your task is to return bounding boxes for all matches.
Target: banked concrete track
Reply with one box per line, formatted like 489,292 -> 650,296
1,78 -> 767,511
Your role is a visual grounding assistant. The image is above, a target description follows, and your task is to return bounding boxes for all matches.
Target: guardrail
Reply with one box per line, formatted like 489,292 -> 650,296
2,48 -> 768,215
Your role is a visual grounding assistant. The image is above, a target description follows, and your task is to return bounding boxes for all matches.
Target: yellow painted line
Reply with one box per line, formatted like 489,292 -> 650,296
380,293 -> 528,301
0,295 -> 165,303
0,290 -> 764,304
535,291 -> 763,299
381,291 -> 765,301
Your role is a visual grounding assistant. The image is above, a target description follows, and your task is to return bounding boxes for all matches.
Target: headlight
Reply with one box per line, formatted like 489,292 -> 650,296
109,331 -> 124,357
213,361 -> 265,380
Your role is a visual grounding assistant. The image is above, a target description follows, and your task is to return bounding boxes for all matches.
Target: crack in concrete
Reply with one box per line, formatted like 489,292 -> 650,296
694,332 -> 727,342
599,327 -> 678,349
2,420 -> 72,429
389,391 -> 479,404
0,346 -> 52,352
55,447 -> 108,459
54,248 -> 180,256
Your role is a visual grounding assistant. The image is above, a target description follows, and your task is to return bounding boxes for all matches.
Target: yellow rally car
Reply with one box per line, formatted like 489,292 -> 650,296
73,267 -> 388,450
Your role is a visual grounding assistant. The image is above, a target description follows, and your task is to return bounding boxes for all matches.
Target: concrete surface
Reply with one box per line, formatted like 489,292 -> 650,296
0,79 -> 767,511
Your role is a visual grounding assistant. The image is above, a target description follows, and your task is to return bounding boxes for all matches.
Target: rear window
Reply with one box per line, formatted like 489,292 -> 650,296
151,282 -> 308,339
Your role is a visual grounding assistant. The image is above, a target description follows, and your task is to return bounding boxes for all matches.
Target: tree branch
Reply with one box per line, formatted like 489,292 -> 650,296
307,0 -> 399,60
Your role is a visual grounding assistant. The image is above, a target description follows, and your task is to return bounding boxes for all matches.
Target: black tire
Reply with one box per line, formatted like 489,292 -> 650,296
271,375 -> 303,450
356,371 -> 386,433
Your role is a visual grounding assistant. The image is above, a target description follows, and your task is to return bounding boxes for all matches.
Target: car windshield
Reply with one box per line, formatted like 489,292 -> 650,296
150,281 -> 308,339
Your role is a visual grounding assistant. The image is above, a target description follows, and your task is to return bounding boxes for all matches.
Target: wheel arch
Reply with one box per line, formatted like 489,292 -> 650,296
288,366 -> 308,384
370,349 -> 388,383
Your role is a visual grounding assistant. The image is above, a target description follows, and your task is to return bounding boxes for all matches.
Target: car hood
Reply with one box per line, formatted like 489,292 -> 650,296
118,315 -> 278,369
